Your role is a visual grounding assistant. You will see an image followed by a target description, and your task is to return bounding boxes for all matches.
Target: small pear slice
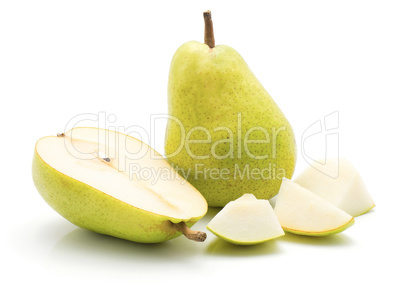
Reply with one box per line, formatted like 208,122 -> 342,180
294,158 -> 375,216
274,179 -> 354,236
207,194 -> 285,245
32,127 -> 208,243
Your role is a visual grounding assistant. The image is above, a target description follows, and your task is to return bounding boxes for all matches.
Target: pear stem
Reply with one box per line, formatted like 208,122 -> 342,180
173,221 -> 207,242
203,10 -> 215,48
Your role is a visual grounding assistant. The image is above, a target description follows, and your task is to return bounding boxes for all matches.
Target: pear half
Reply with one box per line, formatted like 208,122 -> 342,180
274,179 -> 354,236
294,158 -> 375,216
32,127 -> 208,243
207,194 -> 285,245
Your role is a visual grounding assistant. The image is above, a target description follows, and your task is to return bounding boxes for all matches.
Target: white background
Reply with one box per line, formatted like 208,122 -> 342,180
1,1 -> 401,290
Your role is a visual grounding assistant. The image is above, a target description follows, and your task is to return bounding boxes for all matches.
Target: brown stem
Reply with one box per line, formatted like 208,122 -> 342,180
203,10 -> 215,48
173,221 -> 207,242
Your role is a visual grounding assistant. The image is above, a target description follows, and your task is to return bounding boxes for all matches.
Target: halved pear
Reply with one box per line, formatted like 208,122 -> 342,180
294,158 -> 375,216
32,127 -> 208,243
274,179 -> 354,236
207,194 -> 285,245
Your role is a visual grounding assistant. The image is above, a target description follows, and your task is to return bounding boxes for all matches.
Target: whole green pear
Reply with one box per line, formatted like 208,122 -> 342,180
165,11 -> 296,207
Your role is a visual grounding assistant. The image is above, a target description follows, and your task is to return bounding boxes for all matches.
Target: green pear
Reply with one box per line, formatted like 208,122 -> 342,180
165,11 -> 296,206
207,194 -> 285,245
32,127 -> 208,243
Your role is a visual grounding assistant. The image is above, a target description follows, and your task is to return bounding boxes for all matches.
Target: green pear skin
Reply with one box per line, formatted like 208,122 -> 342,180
165,41 -> 297,207
282,219 -> 355,237
32,152 -> 200,243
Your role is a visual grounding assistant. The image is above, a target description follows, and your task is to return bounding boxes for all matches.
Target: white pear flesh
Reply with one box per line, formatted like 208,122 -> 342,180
32,127 -> 208,243
274,179 -> 354,236
207,194 -> 285,245
294,158 -> 375,216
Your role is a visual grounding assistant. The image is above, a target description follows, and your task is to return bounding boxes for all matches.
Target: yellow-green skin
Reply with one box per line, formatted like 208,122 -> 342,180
206,225 -> 284,245
283,218 -> 355,237
165,41 -> 297,207
32,152 -> 201,243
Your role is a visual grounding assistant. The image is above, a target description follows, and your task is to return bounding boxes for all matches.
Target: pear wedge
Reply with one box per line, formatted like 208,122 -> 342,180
274,179 -> 354,236
32,127 -> 208,243
294,158 -> 375,216
207,194 -> 284,245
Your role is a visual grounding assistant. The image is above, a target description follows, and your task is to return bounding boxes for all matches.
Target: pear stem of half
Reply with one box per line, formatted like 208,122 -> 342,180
203,10 -> 215,48
174,221 -> 207,242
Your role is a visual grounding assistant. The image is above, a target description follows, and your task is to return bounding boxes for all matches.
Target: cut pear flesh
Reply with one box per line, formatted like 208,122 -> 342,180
274,179 -> 354,236
207,194 -> 285,245
294,158 -> 375,216
32,127 -> 208,243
